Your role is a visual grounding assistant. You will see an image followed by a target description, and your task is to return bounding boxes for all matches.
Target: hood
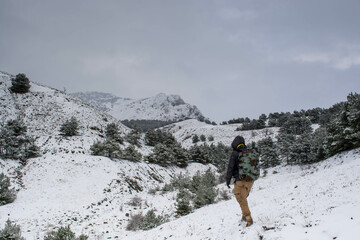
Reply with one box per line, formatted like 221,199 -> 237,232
231,136 -> 246,151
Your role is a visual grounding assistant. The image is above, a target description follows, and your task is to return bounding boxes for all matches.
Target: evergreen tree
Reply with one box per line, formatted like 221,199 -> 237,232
126,128 -> 141,147
175,189 -> 193,216
257,137 -> 280,168
145,143 -> 174,166
105,123 -> 123,144
145,129 -> 176,147
0,120 -> 39,160
138,209 -> 165,230
327,93 -> 360,156
192,135 -> 199,144
0,173 -> 17,206
59,117 -> 79,136
90,140 -> 122,159
200,134 -> 206,142
9,73 -> 30,94
0,219 -> 25,240
44,226 -> 88,240
122,145 -> 142,162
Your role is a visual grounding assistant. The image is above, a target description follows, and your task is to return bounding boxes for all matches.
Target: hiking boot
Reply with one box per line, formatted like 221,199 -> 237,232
245,216 -> 253,227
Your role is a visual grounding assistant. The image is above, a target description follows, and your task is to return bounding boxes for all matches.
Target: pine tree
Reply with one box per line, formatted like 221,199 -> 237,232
122,145 -> 142,162
175,189 -> 193,216
0,173 -> 17,206
44,226 -> 88,240
105,123 -> 123,144
0,120 -> 39,160
192,135 -> 199,144
257,137 -> 280,168
90,140 -> 122,159
126,128 -> 141,147
9,73 -> 30,94
59,117 -> 79,136
138,209 -> 165,230
0,219 -> 25,240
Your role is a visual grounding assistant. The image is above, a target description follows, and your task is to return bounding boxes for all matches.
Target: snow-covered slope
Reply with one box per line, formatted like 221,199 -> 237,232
0,155 -> 215,239
124,148 -> 360,240
72,91 -> 205,121
163,119 -> 279,148
0,71 -> 129,154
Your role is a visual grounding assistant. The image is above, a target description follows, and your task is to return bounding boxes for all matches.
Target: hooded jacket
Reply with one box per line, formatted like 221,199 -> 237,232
226,136 -> 246,186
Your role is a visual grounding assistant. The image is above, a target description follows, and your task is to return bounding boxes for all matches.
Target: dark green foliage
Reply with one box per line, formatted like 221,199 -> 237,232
278,115 -> 312,136
126,128 -> 141,147
122,145 -> 142,162
121,119 -> 177,132
44,226 -> 88,240
0,173 -> 16,206
257,137 -> 280,168
189,144 -> 211,164
90,140 -> 122,159
192,135 -> 199,144
9,73 -> 30,94
138,209 -> 166,230
191,169 -> 217,208
145,143 -> 189,167
59,117 -> 79,136
126,213 -> 144,231
166,169 -> 218,212
327,92 -> 360,156
0,119 -> 39,160
0,219 -> 25,240
200,134 -> 206,142
145,129 -> 176,147
208,135 -> 214,141
175,188 -> 193,216
126,209 -> 166,231
105,123 -> 123,144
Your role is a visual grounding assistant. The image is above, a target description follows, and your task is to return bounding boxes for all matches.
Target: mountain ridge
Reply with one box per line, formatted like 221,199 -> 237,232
72,91 -> 205,122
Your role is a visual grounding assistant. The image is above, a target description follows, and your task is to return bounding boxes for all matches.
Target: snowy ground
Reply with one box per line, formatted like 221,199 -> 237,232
123,148 -> 360,240
1,148 -> 359,239
163,119 -> 280,148
0,154 -> 215,239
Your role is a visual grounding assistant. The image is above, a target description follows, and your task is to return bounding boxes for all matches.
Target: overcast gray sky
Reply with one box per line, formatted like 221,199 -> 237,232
1,0 -> 359,122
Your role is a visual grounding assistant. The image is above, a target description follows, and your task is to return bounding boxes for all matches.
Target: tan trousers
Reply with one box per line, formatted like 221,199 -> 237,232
233,180 -> 254,217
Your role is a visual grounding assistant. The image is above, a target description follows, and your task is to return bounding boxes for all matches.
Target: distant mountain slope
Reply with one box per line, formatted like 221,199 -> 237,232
0,71 -> 128,154
72,91 -> 205,121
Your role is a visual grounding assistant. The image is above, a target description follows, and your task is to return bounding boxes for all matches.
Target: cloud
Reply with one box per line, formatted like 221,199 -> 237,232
293,51 -> 360,70
80,53 -> 144,76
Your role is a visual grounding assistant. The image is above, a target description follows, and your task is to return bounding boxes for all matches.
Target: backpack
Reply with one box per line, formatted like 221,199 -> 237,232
238,149 -> 260,181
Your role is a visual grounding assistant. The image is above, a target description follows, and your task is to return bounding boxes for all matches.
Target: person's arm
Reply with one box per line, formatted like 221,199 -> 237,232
226,151 -> 237,188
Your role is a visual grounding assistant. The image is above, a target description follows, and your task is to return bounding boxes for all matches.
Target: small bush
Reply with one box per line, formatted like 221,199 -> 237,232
0,219 -> 25,240
126,213 -> 144,231
128,196 -> 142,207
59,117 -> 80,136
200,134 -> 206,142
126,209 -> 166,231
44,226 -> 88,240
0,173 -> 16,206
139,209 -> 166,230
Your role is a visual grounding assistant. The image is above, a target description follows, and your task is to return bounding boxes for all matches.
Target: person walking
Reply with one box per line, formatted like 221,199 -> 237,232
226,136 -> 259,227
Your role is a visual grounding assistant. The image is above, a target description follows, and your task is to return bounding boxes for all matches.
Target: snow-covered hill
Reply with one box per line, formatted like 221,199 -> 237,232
163,119 -> 279,148
124,148 -> 360,240
0,71 -> 129,154
0,155 -> 214,239
72,91 -> 205,122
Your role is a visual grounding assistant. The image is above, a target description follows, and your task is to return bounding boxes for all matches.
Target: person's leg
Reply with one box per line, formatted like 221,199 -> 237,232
233,180 -> 254,226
